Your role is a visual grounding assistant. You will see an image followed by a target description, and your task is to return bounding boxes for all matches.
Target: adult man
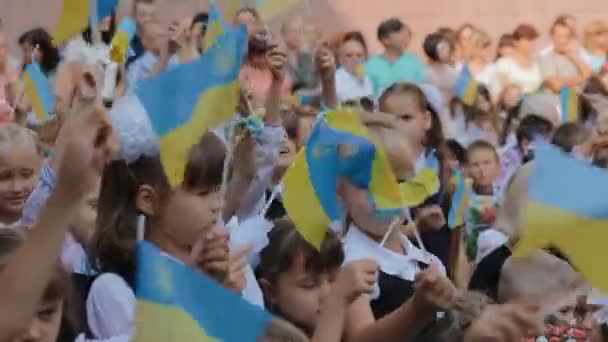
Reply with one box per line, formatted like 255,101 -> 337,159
365,18 -> 426,94
540,17 -> 592,94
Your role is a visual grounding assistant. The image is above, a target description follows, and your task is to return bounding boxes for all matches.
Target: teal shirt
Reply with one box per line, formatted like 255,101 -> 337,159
365,52 -> 426,95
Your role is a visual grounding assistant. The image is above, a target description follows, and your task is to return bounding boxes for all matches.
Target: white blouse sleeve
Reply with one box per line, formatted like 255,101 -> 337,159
86,273 -> 136,340
236,125 -> 285,221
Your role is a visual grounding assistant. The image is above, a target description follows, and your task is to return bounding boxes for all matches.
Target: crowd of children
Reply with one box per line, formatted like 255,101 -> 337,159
0,0 -> 608,341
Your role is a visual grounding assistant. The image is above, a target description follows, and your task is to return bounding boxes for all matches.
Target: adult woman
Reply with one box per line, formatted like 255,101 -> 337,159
334,31 -> 373,104
465,29 -> 501,100
582,21 -> 608,74
496,24 -> 542,94
496,33 -> 515,60
423,32 -> 458,103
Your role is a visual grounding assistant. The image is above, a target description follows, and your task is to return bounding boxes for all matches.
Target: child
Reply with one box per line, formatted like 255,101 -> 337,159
377,82 -> 453,270
551,122 -> 592,160
0,123 -> 41,228
445,139 -> 468,175
256,218 -> 376,341
465,140 -> 502,262
85,96 -> 242,340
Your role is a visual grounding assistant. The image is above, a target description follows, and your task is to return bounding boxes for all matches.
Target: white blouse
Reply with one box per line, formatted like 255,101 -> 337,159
342,225 -> 446,300
86,273 -> 136,340
335,67 -> 374,104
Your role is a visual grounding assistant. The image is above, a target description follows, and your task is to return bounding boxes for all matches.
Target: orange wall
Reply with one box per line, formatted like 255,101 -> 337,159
2,0 -> 607,56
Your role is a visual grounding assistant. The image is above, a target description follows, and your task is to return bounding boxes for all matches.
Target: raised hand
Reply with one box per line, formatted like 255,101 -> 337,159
413,262 -> 457,312
265,44 -> 288,82
190,228 -> 230,283
314,42 -> 336,81
223,244 -> 253,293
333,260 -> 378,304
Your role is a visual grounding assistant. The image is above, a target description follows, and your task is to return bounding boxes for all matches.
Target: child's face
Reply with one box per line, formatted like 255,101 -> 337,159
338,179 -> 395,238
0,145 -> 40,221
161,186 -> 222,249
382,92 -> 431,153
276,132 -> 297,169
468,148 -> 500,189
270,250 -> 334,335
70,177 -> 100,246
13,299 -> 63,342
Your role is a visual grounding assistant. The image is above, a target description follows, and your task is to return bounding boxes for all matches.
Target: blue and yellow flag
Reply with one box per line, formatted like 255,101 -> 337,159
514,142 -> 608,292
447,170 -> 471,228
454,65 -> 478,106
134,240 -> 272,341
136,25 -> 247,186
204,5 -> 229,51
400,169 -> 440,208
54,0 -> 118,45
560,87 -> 579,123
220,0 -> 241,24
23,59 -> 55,121
283,110 -> 403,249
109,16 -> 137,63
255,0 -> 301,20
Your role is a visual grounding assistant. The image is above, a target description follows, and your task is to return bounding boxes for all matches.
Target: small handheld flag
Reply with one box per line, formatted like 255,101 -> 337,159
447,170 -> 471,229
54,0 -> 118,45
23,59 -> 55,121
109,16 -> 137,63
454,65 -> 478,106
560,87 -> 579,123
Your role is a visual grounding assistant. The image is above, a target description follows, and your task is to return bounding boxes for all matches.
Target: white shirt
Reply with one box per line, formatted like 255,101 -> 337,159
86,273 -> 135,340
475,228 -> 509,264
495,57 -> 542,94
343,225 -> 445,300
475,63 -> 502,98
335,67 -> 374,104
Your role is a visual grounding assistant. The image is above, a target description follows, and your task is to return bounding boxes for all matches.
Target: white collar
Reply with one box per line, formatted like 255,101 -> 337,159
343,225 -> 432,281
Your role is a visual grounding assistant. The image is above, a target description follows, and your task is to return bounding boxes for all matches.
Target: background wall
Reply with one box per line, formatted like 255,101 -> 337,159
2,0 -> 607,56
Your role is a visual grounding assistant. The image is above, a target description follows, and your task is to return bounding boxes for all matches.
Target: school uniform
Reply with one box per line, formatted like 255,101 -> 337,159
342,225 -> 446,319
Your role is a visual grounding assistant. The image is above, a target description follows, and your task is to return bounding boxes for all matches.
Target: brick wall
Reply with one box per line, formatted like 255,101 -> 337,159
1,0 -> 606,56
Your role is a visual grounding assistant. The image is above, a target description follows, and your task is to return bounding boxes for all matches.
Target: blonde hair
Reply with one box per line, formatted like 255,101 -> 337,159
583,20 -> 608,50
365,119 -> 414,180
0,123 -> 39,154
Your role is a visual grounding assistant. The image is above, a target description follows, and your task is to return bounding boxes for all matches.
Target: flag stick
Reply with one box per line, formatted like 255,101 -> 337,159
380,214 -> 402,247
405,207 -> 428,253
219,124 -> 235,223
260,185 -> 280,217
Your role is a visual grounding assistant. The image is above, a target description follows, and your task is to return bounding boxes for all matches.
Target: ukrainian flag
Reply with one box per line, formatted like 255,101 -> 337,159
560,87 -> 579,123
54,0 -> 118,45
134,240 -> 272,341
109,16 -> 137,63
220,0 -> 241,24
136,26 -> 247,186
400,169 -> 440,208
204,5 -> 228,51
256,0 -> 301,20
514,142 -> 608,292
23,59 -> 55,121
454,65 -> 478,106
447,170 -> 471,229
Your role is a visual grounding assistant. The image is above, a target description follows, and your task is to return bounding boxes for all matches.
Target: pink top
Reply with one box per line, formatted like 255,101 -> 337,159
239,64 -> 292,109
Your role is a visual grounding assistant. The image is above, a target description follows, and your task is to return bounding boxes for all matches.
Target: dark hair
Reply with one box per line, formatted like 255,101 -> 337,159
377,18 -> 405,41
496,33 -> 514,59
192,12 -> 209,29
0,229 -> 81,340
516,114 -> 554,146
423,32 -> 449,62
446,139 -> 468,165
183,132 -> 226,191
342,31 -> 369,59
235,7 -> 261,23
551,122 -> 590,153
550,16 -> 573,35
584,76 -> 608,97
512,24 -> 539,41
19,28 -> 60,76
256,218 -> 344,311
467,140 -> 499,161
90,156 -> 170,285
91,133 -> 225,283
499,98 -> 523,146
82,12 -> 117,45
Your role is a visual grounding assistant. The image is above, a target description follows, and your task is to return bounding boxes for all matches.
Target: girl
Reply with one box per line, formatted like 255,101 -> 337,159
0,123 -> 41,228
423,32 -> 458,105
377,82 -> 453,270
85,96 -> 240,340
256,218 -> 376,341
464,29 -> 501,100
